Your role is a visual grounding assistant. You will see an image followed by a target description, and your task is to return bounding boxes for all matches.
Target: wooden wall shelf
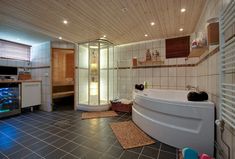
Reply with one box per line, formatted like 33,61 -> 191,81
188,47 -> 208,57
136,60 -> 164,66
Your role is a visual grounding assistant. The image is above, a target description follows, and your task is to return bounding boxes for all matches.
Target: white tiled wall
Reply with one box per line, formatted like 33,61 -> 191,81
115,39 -> 198,99
195,0 -> 234,158
31,42 -> 52,112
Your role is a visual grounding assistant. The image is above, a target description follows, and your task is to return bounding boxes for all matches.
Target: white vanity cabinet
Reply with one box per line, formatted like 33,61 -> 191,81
21,81 -> 41,108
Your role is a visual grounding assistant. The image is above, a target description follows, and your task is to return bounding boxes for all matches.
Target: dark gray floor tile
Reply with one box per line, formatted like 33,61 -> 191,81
120,151 -> 139,159
158,151 -> 176,159
73,135 -> 89,144
22,153 -> 42,159
8,148 -> 32,159
61,153 -> 79,159
99,154 -> 116,159
139,155 -> 154,159
63,133 -> 78,140
70,146 -> 89,158
128,147 -> 143,153
60,142 -> 79,152
21,138 -> 40,147
51,138 -> 69,148
43,135 -> 60,144
45,149 -> 68,159
36,132 -> 52,140
0,152 -> 7,159
81,150 -> 102,159
0,142 -> 24,156
35,145 -> 57,157
161,144 -> 177,154
142,147 -> 159,159
28,141 -> 48,151
147,142 -> 161,150
105,146 -> 124,158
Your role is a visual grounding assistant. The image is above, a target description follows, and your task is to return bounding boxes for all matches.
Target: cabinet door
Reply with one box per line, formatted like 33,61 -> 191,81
21,82 -> 41,108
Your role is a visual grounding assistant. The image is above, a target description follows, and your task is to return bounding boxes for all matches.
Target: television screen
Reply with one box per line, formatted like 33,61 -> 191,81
0,66 -> 18,75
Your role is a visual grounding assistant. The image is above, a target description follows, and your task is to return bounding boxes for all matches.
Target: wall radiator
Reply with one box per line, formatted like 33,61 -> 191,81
220,0 -> 235,129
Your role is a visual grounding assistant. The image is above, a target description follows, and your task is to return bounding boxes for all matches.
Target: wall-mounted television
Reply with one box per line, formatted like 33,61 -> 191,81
0,66 -> 18,75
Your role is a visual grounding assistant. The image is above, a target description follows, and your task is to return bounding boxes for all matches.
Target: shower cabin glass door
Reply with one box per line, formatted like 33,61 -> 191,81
78,40 -> 114,111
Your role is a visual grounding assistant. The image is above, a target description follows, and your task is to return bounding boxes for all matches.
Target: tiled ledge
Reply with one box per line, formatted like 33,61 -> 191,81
117,46 -> 219,69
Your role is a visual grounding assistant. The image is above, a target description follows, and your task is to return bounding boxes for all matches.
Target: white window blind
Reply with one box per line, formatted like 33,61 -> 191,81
0,39 -> 31,61
220,1 -> 235,129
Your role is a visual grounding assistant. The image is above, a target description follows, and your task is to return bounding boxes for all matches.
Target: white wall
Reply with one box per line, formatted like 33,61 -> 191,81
195,0 -> 234,159
30,41 -> 52,112
115,39 -> 198,99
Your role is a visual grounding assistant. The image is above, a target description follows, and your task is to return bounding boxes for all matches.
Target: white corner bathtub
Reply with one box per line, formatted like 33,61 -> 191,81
132,89 -> 215,156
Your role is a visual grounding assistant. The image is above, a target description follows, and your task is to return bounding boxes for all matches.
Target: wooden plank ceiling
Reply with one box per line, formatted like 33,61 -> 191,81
0,0 -> 207,45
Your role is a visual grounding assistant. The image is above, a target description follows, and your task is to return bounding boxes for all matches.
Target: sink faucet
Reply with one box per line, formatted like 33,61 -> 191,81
186,85 -> 199,91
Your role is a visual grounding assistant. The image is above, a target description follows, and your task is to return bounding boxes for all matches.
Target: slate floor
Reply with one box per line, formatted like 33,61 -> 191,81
0,110 -> 178,159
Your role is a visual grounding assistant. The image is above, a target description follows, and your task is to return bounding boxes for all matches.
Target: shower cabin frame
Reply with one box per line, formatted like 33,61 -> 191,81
77,39 -> 114,111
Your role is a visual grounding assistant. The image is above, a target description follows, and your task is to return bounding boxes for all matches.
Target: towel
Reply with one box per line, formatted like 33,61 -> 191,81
200,154 -> 214,159
182,147 -> 198,159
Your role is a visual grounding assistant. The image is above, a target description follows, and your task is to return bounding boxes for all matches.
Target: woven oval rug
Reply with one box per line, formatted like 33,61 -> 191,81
110,121 -> 155,149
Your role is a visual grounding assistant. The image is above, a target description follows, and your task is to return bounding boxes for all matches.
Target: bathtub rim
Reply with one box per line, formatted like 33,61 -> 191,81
133,89 -> 214,108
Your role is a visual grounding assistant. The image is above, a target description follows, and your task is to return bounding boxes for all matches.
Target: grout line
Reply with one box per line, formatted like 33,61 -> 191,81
137,147 -> 144,159
0,152 -> 9,159
156,143 -> 162,159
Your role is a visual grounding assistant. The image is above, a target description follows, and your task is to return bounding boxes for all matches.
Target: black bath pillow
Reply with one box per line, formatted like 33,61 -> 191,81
135,84 -> 144,91
187,91 -> 208,101
199,91 -> 208,100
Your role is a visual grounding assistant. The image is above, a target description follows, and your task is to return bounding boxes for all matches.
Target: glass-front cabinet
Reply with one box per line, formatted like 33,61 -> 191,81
78,39 -> 115,111
0,83 -> 20,118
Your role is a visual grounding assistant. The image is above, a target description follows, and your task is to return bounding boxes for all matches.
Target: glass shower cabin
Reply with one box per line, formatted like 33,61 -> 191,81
78,40 -> 116,111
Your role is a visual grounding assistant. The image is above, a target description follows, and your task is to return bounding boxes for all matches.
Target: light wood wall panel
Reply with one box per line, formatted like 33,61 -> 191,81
0,0 -> 207,44
52,48 -> 74,85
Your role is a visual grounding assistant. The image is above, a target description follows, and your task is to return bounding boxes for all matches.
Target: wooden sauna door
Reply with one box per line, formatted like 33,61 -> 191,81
52,48 -> 75,85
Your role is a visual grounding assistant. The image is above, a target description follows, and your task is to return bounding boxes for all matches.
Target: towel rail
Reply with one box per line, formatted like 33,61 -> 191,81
221,103 -> 235,112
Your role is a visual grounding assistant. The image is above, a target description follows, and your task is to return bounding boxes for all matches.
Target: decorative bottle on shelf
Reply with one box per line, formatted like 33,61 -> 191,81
152,50 -> 160,62
145,49 -> 152,61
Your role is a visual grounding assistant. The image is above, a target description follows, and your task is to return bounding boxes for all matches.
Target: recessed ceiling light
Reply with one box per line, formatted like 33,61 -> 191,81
63,20 -> 68,24
179,28 -> 184,31
150,22 -> 155,26
121,7 -> 128,13
103,35 -> 106,38
144,34 -> 148,37
59,37 -> 62,40
181,8 -> 186,12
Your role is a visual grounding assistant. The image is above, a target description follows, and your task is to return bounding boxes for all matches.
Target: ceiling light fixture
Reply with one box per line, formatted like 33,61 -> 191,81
63,20 -> 68,24
121,7 -> 128,13
181,8 -> 186,12
103,35 -> 106,38
150,22 -> 155,26
144,34 -> 148,37
59,37 -> 62,40
179,28 -> 184,31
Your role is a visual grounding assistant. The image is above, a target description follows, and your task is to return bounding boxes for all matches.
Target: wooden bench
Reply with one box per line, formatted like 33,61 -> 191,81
52,84 -> 74,99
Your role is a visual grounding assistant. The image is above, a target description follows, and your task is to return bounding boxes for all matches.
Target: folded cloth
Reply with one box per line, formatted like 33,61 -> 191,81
182,147 -> 198,159
120,99 -> 132,105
